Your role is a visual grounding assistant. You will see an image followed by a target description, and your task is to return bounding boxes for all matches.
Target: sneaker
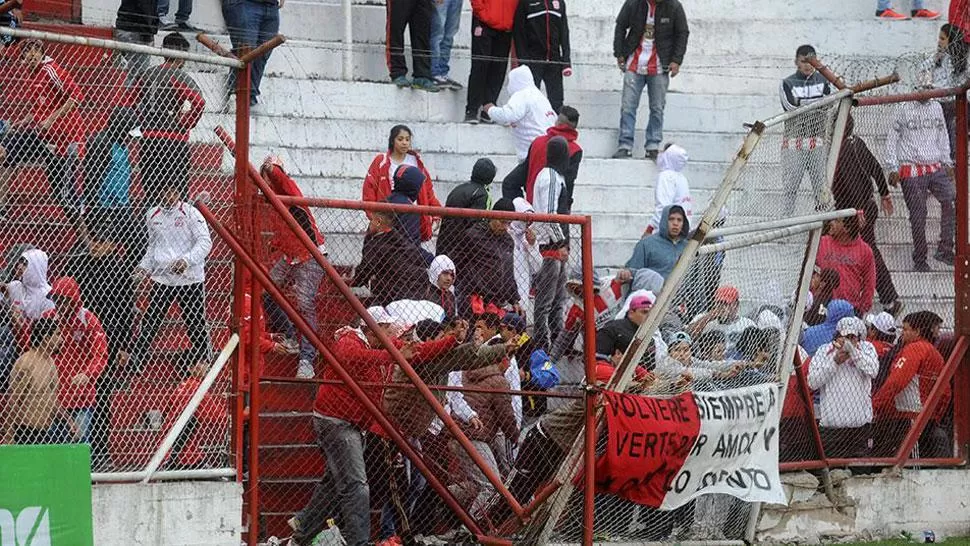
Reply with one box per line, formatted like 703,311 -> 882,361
644,149 -> 659,160
934,249 -> 955,266
912,8 -> 941,19
914,260 -> 932,272
464,111 -> 480,124
287,516 -> 300,532
159,19 -> 179,30
612,148 -> 632,159
411,77 -> 441,92
875,8 -> 909,19
478,108 -> 493,123
884,300 -> 904,317
177,21 -> 201,31
392,76 -> 412,88
442,77 -> 464,90
296,360 -> 315,379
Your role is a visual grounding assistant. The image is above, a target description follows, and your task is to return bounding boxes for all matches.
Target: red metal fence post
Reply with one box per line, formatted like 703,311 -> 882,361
953,91 -> 970,461
580,219 -> 596,546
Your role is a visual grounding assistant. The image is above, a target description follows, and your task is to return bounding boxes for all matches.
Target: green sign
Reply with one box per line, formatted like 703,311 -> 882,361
0,445 -> 93,546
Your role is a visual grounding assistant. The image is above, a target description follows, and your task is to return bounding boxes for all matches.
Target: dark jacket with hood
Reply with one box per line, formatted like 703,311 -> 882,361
613,0 -> 689,69
625,204 -> 690,279
437,158 -> 496,260
513,0 -> 571,65
387,165 -> 427,246
68,239 -> 135,356
596,315 -> 639,358
460,364 -> 520,443
526,124 -> 583,211
355,225 -> 429,306
455,222 -> 520,308
85,107 -> 140,210
832,116 -> 890,211
801,299 -> 855,356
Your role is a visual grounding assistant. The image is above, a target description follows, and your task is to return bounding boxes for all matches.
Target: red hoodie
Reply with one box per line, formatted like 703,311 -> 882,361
363,151 -> 441,242
815,234 -> 876,314
50,277 -> 109,409
313,329 -> 458,430
951,0 -> 970,41
263,164 -> 326,265
525,124 -> 582,203
873,339 -> 949,421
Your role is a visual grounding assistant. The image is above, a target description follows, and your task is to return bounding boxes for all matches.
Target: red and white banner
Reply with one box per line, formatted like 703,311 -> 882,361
595,384 -> 787,510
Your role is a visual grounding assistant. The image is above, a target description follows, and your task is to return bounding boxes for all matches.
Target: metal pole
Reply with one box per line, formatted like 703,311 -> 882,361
524,124 -> 768,543
705,209 -> 856,239
697,222 -> 824,255
580,220 -> 597,546
855,85 -> 969,106
954,91 -> 970,460
92,467 -> 237,482
343,0 -> 354,81
820,95 -> 854,211
760,89 -> 853,129
141,335 -> 240,483
213,127 -> 528,520
194,203 -> 494,541
806,56 -> 847,90
0,27 -> 243,68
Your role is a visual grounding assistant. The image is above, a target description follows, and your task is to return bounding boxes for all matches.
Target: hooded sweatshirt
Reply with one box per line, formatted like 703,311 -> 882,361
387,165 -> 427,245
363,150 -> 441,242
50,277 -> 109,410
455,222 -> 520,308
263,163 -> 326,265
139,200 -> 212,286
85,106 -> 139,209
649,145 -> 693,231
886,100 -> 952,176
873,338 -> 949,421
625,204 -> 690,279
487,65 -> 557,161
355,223 -> 429,306
460,364 -> 520,443
800,299 -> 855,356
4,248 -> 55,322
808,330 -> 879,429
425,255 -> 458,318
532,136 -> 569,248
525,124 -> 583,208
816,234 -> 876,314
437,158 -> 495,260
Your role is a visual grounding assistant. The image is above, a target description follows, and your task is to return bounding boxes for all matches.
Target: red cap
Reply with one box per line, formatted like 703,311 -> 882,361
714,285 -> 740,303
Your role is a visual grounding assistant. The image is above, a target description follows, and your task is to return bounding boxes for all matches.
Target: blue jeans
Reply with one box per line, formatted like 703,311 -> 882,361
295,416 -> 370,545
617,71 -> 669,151
223,0 -> 281,101
266,256 -> 324,364
430,0 -> 462,78
876,0 -> 924,9
158,0 -> 192,22
71,407 -> 94,445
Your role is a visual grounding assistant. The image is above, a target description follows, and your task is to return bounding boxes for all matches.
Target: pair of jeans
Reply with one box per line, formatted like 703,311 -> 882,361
223,0 -> 281,101
430,0 -> 462,78
617,71 -> 669,152
158,0 -> 192,22
876,0 -> 924,9
131,281 -> 211,374
533,256 -> 567,350
265,256 -> 324,364
780,145 -> 829,216
70,407 -> 94,445
900,169 -> 955,264
295,416 -> 370,545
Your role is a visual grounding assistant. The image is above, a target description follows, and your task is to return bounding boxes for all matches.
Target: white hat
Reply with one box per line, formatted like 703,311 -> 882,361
836,316 -> 867,338
865,312 -> 897,337
366,306 -> 396,325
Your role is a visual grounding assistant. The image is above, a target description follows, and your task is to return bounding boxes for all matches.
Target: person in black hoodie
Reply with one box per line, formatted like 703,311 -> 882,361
437,157 -> 496,260
453,197 -> 520,316
387,164 -> 428,248
611,0 -> 689,160
354,210 -> 429,306
114,0 -> 159,85
512,0 -> 572,113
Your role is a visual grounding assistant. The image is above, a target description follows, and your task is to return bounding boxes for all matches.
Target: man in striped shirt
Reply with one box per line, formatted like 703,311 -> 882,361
886,91 -> 955,271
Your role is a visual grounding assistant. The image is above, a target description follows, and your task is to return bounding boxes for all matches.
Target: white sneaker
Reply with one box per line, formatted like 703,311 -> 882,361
296,360 -> 315,379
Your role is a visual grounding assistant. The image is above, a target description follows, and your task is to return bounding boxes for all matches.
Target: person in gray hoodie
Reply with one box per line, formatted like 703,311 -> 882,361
621,204 -> 689,281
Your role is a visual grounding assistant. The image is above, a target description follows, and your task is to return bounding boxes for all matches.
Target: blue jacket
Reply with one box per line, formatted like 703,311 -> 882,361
801,299 -> 855,356
388,165 -> 426,246
625,204 -> 690,279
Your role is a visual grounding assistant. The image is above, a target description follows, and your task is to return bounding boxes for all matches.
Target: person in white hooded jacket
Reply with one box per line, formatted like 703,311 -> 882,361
807,316 -> 878,458
1,247 -> 55,350
485,65 -> 557,161
647,143 -> 693,234
131,183 -> 213,375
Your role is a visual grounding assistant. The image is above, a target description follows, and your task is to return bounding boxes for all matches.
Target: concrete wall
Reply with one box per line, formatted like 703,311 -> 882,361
92,481 -> 242,546
759,469 -> 970,543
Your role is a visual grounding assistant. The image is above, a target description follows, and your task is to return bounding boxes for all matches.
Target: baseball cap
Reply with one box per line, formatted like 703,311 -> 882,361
836,316 -> 867,338
865,312 -> 897,337
714,285 -> 740,303
501,312 -> 527,333
366,306 -> 396,325
629,292 -> 656,311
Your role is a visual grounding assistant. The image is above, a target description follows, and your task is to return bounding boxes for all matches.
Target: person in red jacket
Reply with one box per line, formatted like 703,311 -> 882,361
49,276 -> 108,447
871,311 -> 950,457
951,0 -> 970,40
815,215 -> 876,314
464,0 -> 518,123
289,306 -> 458,546
260,155 -> 326,379
363,125 -> 441,242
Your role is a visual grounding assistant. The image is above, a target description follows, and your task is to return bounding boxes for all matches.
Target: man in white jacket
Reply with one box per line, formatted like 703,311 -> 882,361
807,316 -> 878,458
131,182 -> 213,375
484,65 -> 557,162
647,143 -> 693,234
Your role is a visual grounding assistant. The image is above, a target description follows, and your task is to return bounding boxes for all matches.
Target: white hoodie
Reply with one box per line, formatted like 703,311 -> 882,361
649,144 -> 694,231
808,338 -> 879,428
487,65 -> 557,161
3,248 -> 55,320
139,201 -> 213,286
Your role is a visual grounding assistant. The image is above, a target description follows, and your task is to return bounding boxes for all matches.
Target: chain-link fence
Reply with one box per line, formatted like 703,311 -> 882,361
0,29 -> 248,477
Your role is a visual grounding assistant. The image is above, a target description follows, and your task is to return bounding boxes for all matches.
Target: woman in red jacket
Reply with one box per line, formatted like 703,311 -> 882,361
362,125 -> 441,242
